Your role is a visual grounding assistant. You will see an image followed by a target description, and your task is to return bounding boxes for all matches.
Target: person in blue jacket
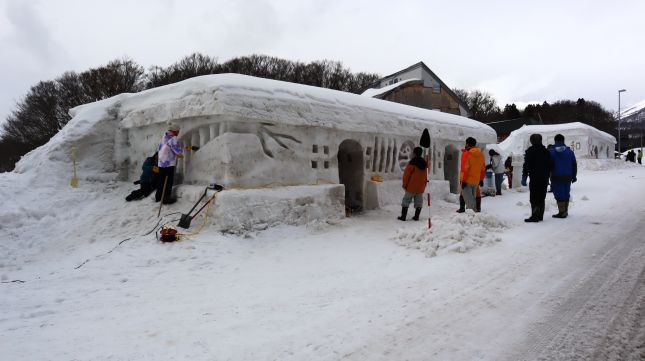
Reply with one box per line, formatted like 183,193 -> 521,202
125,152 -> 159,201
549,134 -> 577,218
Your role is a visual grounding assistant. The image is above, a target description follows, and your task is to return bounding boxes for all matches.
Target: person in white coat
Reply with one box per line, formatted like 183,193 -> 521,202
488,149 -> 506,195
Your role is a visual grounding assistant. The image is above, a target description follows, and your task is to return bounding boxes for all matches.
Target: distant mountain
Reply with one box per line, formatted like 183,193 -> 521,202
621,99 -> 645,123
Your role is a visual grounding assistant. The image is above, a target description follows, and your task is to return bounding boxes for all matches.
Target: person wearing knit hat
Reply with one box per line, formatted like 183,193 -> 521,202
155,124 -> 184,204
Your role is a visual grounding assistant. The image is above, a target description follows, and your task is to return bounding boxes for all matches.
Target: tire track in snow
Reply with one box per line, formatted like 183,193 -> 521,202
506,218 -> 645,361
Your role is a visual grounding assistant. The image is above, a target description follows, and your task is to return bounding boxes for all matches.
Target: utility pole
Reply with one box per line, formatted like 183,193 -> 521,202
618,89 -> 626,152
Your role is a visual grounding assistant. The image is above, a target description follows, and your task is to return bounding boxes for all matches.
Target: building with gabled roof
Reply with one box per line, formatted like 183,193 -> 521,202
362,61 -> 470,117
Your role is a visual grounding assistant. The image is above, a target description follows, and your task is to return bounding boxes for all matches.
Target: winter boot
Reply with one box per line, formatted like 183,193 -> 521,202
525,204 -> 539,222
456,195 -> 465,213
552,201 -> 568,218
397,207 -> 408,221
536,204 -> 545,221
412,207 -> 422,221
475,197 -> 482,213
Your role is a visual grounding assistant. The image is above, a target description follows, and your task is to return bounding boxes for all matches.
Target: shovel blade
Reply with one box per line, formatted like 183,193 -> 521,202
420,128 -> 430,148
178,214 -> 192,229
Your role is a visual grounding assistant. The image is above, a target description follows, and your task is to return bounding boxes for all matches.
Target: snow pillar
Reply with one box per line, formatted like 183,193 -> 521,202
512,154 -> 523,189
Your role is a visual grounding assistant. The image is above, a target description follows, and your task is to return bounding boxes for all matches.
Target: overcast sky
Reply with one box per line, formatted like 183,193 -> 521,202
1,0 -> 644,125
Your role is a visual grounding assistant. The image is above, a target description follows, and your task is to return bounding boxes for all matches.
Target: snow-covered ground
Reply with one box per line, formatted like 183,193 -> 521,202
2,157 -> 645,360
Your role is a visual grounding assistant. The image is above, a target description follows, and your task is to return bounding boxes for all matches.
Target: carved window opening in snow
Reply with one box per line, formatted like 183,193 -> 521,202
312,144 -> 318,153
338,139 -> 364,211
311,160 -> 318,168
444,144 -> 461,194
324,161 -> 329,169
372,138 -> 379,171
398,140 -> 415,171
323,146 -> 329,155
365,147 -> 372,170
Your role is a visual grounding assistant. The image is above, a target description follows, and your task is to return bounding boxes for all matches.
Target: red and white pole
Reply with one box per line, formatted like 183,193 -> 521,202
425,153 -> 431,229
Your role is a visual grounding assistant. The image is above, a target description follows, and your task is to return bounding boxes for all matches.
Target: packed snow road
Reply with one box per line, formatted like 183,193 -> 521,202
1,164 -> 644,360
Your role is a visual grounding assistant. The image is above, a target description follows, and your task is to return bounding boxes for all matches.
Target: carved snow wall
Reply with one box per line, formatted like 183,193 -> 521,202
114,74 -> 496,209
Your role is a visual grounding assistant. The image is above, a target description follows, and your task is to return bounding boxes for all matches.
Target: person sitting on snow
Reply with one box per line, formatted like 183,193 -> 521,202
397,146 -> 427,221
125,152 -> 160,202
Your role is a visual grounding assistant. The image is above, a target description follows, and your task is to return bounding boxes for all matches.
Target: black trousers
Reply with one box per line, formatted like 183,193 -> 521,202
529,179 -> 548,208
126,183 -> 154,201
155,166 -> 175,202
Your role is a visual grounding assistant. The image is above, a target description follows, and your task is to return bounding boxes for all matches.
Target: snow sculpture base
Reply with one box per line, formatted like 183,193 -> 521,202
177,184 -> 345,233
364,180 -> 451,209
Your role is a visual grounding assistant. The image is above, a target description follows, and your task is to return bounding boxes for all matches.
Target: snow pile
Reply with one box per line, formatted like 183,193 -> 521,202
577,158 -> 641,171
361,78 -> 421,98
393,211 -> 508,257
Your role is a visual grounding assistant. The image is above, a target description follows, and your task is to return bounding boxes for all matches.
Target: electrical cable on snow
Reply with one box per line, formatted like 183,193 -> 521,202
74,211 -> 182,270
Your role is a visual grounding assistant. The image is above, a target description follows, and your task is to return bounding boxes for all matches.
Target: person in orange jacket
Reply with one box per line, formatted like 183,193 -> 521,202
397,147 -> 428,221
459,137 -> 486,212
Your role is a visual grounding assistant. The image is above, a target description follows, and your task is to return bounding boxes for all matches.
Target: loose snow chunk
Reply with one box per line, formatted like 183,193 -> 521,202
393,212 -> 508,257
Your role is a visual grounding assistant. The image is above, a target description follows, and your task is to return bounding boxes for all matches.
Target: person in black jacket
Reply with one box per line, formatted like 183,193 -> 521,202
126,153 -> 159,201
521,134 -> 551,222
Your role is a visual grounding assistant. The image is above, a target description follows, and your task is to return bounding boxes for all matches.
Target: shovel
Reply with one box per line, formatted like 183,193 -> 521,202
70,146 -> 79,188
420,129 -> 431,228
177,187 -> 222,229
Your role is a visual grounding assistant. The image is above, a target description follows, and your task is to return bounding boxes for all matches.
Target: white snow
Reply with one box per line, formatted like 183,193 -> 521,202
2,79 -> 645,360
621,98 -> 645,118
498,122 -> 615,159
360,78 -> 421,98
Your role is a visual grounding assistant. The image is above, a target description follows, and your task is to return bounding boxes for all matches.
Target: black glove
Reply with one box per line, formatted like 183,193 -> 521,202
461,182 -> 466,189
572,176 -> 577,183
191,145 -> 200,151
479,180 -> 484,187
133,180 -> 140,185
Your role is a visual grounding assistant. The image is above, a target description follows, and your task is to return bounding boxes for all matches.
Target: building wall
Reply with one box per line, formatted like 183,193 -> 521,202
380,84 -> 461,115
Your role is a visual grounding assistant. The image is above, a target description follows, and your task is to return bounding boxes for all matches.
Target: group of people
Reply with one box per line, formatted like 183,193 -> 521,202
397,133 -> 578,223
125,124 -> 198,204
624,149 -> 643,164
521,133 -> 577,222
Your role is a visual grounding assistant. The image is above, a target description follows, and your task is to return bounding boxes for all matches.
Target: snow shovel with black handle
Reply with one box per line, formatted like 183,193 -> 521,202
177,185 -> 224,229
420,128 -> 432,229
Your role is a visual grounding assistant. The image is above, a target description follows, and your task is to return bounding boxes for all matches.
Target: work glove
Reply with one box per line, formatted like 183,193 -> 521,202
572,176 -> 577,183
521,176 -> 527,187
152,166 -> 159,173
479,180 -> 484,187
185,145 -> 200,152
177,153 -> 184,158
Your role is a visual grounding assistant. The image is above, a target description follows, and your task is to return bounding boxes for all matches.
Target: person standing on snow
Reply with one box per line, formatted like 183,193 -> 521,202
638,149 -> 643,164
504,156 -> 513,189
459,137 -> 485,212
488,149 -> 505,196
155,124 -> 185,204
397,147 -> 428,221
549,133 -> 577,218
126,152 -> 159,201
521,134 -> 551,222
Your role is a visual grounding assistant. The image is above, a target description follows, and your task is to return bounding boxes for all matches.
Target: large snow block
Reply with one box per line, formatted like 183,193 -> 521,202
208,184 -> 345,233
364,179 -> 450,209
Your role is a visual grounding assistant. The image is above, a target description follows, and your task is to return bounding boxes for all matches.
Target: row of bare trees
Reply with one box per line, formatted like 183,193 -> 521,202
0,54 -> 380,171
454,89 -> 616,137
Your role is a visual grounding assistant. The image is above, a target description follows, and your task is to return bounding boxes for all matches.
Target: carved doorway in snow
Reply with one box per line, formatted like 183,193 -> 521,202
338,139 -> 364,212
